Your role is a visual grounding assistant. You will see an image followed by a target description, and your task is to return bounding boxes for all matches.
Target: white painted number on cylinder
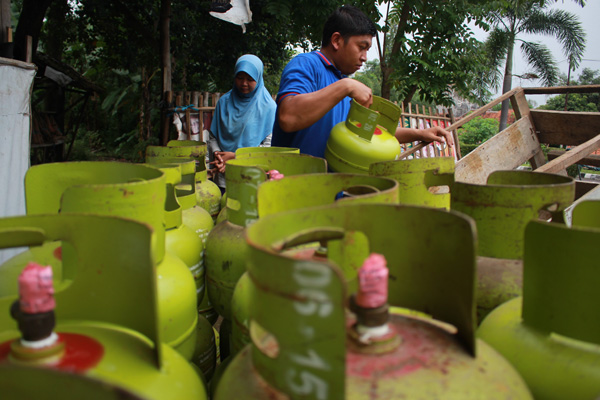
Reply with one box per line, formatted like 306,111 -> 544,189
286,369 -> 329,400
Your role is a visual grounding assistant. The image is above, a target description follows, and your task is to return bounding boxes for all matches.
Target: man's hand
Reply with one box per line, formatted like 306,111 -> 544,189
417,126 -> 454,147
345,79 -> 373,108
395,126 -> 454,147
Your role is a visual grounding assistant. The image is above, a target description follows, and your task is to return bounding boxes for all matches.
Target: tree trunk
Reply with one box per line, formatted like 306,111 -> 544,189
379,0 -> 411,101
13,0 -> 54,62
404,84 -> 417,104
159,0 -> 172,145
1,0 -> 11,44
381,65 -> 392,100
44,0 -> 68,135
499,38 -> 514,132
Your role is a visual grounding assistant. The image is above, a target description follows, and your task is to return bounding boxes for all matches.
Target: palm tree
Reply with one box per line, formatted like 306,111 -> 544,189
485,0 -> 586,131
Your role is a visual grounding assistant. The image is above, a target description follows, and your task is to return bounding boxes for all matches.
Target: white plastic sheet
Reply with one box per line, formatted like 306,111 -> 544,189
0,57 -> 36,263
210,0 -> 252,33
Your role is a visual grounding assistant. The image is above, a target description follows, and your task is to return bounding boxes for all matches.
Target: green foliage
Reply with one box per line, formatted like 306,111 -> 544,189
374,0 -> 492,106
538,68 -> 600,112
458,116 -> 499,156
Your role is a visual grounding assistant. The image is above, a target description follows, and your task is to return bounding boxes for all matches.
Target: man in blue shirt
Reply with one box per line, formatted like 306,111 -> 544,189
272,5 -> 452,158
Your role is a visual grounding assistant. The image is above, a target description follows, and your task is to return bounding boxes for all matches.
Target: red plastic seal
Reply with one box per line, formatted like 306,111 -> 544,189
356,253 -> 388,308
0,333 -> 104,373
18,263 -> 55,314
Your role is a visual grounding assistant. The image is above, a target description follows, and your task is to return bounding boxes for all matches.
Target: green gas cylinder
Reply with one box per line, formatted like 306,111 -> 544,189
205,153 -> 327,323
146,160 -> 214,305
147,140 -> 222,221
191,314 -> 217,382
0,162 -> 199,361
0,214 -> 207,399
235,146 -> 299,158
325,97 -> 401,174
451,170 -> 574,322
228,173 -> 399,356
478,200 -> 600,400
370,156 -> 455,209
214,147 -> 300,224
213,203 -> 532,400
147,162 -> 216,378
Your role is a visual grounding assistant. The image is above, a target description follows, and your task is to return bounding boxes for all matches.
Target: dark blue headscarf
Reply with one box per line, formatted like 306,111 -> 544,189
210,54 -> 277,152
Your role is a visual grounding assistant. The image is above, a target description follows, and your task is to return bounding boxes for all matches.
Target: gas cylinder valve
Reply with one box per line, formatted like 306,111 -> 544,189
267,170 -> 284,181
9,262 -> 64,362
349,253 -> 400,353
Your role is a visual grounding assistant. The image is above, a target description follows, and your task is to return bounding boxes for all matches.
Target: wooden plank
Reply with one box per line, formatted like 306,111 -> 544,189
548,150 -> 600,168
455,116 -> 542,184
509,90 -> 546,169
535,134 -> 600,174
193,91 -> 202,133
530,110 -> 600,146
0,57 -> 36,69
524,85 -> 600,95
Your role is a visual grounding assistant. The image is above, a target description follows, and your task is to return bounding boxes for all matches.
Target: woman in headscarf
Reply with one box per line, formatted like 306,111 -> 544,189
208,54 -> 277,192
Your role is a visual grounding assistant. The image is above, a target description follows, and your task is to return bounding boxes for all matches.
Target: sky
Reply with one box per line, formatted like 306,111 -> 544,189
366,1 -> 600,106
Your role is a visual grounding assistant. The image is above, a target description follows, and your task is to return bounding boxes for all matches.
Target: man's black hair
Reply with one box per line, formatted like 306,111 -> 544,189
321,5 -> 377,48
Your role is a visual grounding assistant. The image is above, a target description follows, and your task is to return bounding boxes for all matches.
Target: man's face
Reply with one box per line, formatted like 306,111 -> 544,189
335,34 -> 372,75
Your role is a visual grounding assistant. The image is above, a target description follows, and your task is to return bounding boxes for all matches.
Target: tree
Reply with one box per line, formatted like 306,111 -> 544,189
371,0 -> 491,106
484,0 -> 586,131
538,68 -> 600,112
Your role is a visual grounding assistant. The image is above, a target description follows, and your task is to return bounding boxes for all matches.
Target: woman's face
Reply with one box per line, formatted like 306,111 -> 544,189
234,72 -> 257,94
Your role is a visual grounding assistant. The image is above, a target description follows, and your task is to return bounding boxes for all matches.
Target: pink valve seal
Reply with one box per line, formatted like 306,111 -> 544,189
267,170 -> 285,181
18,262 -> 56,314
356,253 -> 388,308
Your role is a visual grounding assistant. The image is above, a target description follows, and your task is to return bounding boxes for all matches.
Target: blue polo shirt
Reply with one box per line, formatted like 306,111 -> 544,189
272,51 -> 352,158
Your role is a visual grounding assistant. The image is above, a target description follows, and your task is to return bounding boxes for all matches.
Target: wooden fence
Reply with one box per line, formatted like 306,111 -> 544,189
398,102 -> 459,160
165,91 -> 221,143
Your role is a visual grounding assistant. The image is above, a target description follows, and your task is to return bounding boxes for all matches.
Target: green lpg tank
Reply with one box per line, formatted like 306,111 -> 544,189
146,160 -> 214,305
146,151 -> 218,325
205,154 -> 327,321
370,156 -> 455,209
147,141 -> 222,221
235,146 -> 299,158
215,146 -> 300,224
325,97 -> 401,174
213,203 -> 532,400
451,170 -> 574,322
229,173 -> 399,356
0,214 -> 207,399
145,163 -> 216,379
0,162 -> 198,361
477,200 -> 600,400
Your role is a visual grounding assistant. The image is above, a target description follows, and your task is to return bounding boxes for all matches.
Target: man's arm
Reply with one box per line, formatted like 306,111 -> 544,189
395,126 -> 454,147
277,78 -> 373,133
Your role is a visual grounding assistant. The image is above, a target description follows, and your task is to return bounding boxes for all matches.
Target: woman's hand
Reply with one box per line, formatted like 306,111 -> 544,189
209,151 -> 236,173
